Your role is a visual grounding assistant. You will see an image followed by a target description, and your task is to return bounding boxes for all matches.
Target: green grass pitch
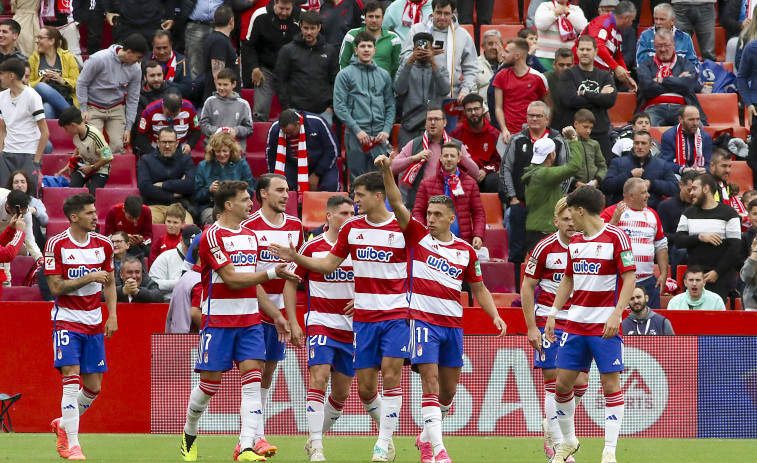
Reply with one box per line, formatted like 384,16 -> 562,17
1,434 -> 756,462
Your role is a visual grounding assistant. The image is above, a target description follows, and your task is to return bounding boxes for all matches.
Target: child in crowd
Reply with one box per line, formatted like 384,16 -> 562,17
56,106 -> 113,194
200,68 -> 254,153
569,109 -> 607,191
518,27 -> 548,73
150,203 -> 187,258
611,112 -> 660,157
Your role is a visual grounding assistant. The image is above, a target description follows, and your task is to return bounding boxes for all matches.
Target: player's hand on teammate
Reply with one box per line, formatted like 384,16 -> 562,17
602,314 -> 621,339
289,322 -> 303,348
9,212 -> 25,230
527,326 -> 543,354
274,314 -> 292,343
104,315 -> 118,339
493,317 -> 507,337
545,317 -> 557,343
269,243 -> 297,262
273,263 -> 301,282
343,300 -> 354,317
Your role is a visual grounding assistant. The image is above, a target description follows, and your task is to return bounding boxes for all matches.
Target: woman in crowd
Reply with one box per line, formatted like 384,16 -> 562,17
7,170 -> 46,250
28,25 -> 79,119
534,0 -> 587,71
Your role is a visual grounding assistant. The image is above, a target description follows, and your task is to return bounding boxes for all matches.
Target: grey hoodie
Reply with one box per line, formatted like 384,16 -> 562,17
621,309 -> 675,335
200,91 -> 254,152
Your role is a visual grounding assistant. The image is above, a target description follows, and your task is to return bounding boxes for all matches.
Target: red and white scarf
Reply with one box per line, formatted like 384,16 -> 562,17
442,168 -> 464,197
41,0 -> 72,20
402,0 -> 428,27
274,113 -> 308,198
157,52 -> 178,82
400,130 -> 449,188
675,124 -> 704,169
554,1 -> 576,42
302,0 -> 322,11
653,53 -> 676,79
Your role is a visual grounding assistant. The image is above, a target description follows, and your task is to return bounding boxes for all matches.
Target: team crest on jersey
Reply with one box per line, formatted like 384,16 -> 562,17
595,245 -> 602,256
204,352 -> 208,363
288,233 -> 293,241
95,250 -> 100,259
417,344 -> 423,356
310,348 -> 315,359
57,348 -> 62,359
248,236 -> 254,246
483,142 -> 488,151
388,233 -> 395,245
456,251 -> 462,262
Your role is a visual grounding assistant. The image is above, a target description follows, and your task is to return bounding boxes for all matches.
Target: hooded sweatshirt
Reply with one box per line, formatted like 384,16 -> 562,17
394,57 -> 450,131
200,91 -> 254,152
667,289 -> 726,311
333,56 -> 396,137
621,309 -> 675,335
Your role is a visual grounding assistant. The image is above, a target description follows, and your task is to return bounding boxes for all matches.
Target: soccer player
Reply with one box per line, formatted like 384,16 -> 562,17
46,193 -> 117,461
240,173 -> 304,457
283,195 -> 356,462
521,196 -> 589,461
375,153 -> 506,463
180,180 -> 300,462
271,171 -> 409,462
545,186 -> 636,463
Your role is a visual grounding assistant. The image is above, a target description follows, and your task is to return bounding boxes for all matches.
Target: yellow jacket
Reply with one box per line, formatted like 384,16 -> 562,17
28,48 -> 79,108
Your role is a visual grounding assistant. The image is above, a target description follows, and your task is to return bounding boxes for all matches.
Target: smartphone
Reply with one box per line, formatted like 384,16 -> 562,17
14,205 -> 21,216
434,40 -> 444,49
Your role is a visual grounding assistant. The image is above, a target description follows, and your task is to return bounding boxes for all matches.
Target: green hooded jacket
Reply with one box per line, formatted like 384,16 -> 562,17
333,56 -> 396,137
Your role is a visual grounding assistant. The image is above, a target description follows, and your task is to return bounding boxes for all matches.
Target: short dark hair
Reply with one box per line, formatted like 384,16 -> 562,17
326,195 -> 354,210
574,109 -> 595,124
710,148 -> 731,164
58,106 -> 83,126
255,173 -> 288,203
0,58 -> 25,79
748,198 -> 757,212
518,27 -> 537,39
684,265 -> 704,278
6,189 -> 29,212
153,29 -> 172,44
577,34 -> 597,48
301,10 -> 322,26
364,0 -> 385,14
632,112 -> 650,124
428,194 -> 455,213
158,126 -> 178,140
461,93 -> 484,108
124,195 -> 144,217
432,0 -> 456,11
554,48 -> 574,60
354,30 -> 376,46
352,171 -> 385,196
214,5 -> 234,26
695,173 -> 719,197
216,67 -> 237,83
121,33 -> 148,55
143,60 -> 162,77
426,106 -> 446,119
162,93 -> 182,113
615,0 -> 638,16
680,169 -> 699,184
215,180 -> 250,207
507,37 -> 530,55
566,185 -> 605,215
278,109 -> 300,128
0,19 -> 21,35
634,284 -> 648,296
62,193 -> 95,221
633,130 -> 653,143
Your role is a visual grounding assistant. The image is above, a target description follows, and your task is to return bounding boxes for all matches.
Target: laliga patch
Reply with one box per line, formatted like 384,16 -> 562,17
45,256 -> 56,271
138,118 -> 146,130
210,246 -> 228,265
525,256 -> 538,275
620,250 -> 635,267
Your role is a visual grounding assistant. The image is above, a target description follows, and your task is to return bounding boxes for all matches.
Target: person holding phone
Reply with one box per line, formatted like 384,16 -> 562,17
28,26 -> 79,119
0,188 -> 42,284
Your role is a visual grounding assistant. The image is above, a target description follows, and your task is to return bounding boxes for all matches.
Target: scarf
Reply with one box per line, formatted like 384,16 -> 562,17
303,0 -> 321,11
653,53 -> 676,79
554,1 -> 576,42
442,168 -> 464,197
400,130 -> 450,188
41,0 -> 72,20
274,113 -> 308,199
157,52 -> 177,82
402,0 -> 428,27
675,124 -> 704,169
426,17 -> 456,95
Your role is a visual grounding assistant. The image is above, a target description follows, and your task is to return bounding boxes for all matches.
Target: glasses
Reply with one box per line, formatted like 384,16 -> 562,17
464,107 -> 484,113
111,239 -> 126,244
426,117 -> 444,122
35,35 -> 50,40
159,140 -> 178,145
527,113 -> 546,119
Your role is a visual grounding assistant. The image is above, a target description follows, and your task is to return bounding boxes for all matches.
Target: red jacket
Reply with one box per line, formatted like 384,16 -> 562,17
412,170 -> 486,244
103,203 -> 153,241
450,119 -> 502,173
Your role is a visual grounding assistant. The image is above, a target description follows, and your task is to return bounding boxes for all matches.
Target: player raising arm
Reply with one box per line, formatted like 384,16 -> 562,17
544,186 -> 636,463
375,152 -> 506,463
180,180 -> 300,463
46,193 -> 117,461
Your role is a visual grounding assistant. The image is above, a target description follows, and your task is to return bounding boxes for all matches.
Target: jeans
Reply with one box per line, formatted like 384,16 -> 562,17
252,67 -> 276,122
674,3 -> 717,61
457,0 -> 495,48
637,276 -> 661,311
34,82 -> 71,119
479,171 -> 500,193
185,22 -> 214,79
645,103 -> 684,127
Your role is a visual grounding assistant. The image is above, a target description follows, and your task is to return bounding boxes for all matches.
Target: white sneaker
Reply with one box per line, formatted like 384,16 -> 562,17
600,451 -> 616,463
371,444 -> 389,462
387,439 -> 396,461
550,440 -> 580,463
310,447 -> 326,462
304,438 -> 314,456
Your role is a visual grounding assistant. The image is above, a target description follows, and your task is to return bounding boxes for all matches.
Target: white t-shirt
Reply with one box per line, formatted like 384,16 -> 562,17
0,87 -> 44,154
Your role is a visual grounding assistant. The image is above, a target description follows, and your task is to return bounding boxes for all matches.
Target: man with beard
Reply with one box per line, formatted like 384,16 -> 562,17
675,173 -> 742,301
660,105 -> 712,175
622,286 -> 675,334
658,170 -> 698,276
709,148 -> 747,223
450,93 -> 501,193
544,48 -> 574,132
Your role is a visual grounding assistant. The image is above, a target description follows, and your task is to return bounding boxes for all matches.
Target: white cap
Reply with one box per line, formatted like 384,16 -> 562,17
531,138 -> 556,164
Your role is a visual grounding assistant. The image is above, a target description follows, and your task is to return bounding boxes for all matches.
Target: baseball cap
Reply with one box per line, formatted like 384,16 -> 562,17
182,225 -> 202,245
531,138 -> 556,165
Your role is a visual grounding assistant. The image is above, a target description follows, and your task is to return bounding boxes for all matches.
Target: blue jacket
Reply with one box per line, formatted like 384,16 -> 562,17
601,154 -> 680,209
636,27 -> 700,73
194,158 -> 256,209
738,40 -> 757,107
636,56 -> 707,125
659,125 -> 713,175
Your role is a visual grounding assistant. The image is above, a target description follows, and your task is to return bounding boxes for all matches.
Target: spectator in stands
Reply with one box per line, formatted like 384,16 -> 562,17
27,26 -> 78,119
78,0 -> 105,60
150,203 -> 187,258
114,255 -> 163,303
135,92 -> 201,156
176,0 -> 226,79
737,35 -> 757,186
110,231 -> 144,275
574,0 -> 637,92
383,0 -> 433,42
676,173 -> 741,301
200,6 -> 239,101
55,106 -> 113,194
658,170 -> 697,275
319,0 -> 364,47
0,189 -> 41,273
611,112 -> 661,157
709,148 -> 747,223
412,141 -> 485,247
722,0 -> 748,65
150,224 -> 201,302
558,35 -> 617,163
401,0 -> 478,102
136,61 -> 175,128
534,0 -> 588,71
450,93 -> 501,193
523,128 -> 583,252
568,109 -> 607,190
659,106 -> 712,175
636,3 -> 699,71
543,47 -> 574,131
266,109 -> 339,194
493,38 -> 550,143
77,33 -> 147,156
339,1 -> 401,78
457,0 -> 494,39
274,10 -> 339,123
241,0 -> 300,121
200,68 -> 253,152
638,30 -> 703,127
137,127 -> 196,224
165,246 -> 202,332
603,131 -> 679,209
195,132 -> 255,225
394,31 -> 450,148
392,107 -> 479,206
0,19 -> 26,64
148,30 -> 193,99
622,286 -> 675,334
334,31 -> 395,187
602,177 -> 669,308
741,198 -> 757,262
500,100 -> 567,269
668,265 -> 727,309
474,29 -> 505,114
104,0 -> 175,44
518,27 -> 549,74
6,170 -> 45,250
740,227 -> 757,310
0,58 -> 49,194
104,196 -> 153,257
671,0 -> 717,62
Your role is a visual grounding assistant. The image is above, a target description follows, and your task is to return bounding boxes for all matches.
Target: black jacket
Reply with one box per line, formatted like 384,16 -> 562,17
241,1 -> 301,85
274,32 -> 339,114
114,275 -> 163,303
602,154 -> 680,209
104,0 -> 176,26
557,66 -> 617,136
137,149 -> 197,206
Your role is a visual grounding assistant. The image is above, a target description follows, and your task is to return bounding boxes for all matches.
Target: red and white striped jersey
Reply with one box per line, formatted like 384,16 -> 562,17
291,234 -> 354,343
45,230 -> 114,335
199,224 -> 260,328
241,211 -> 304,322
524,232 -> 571,330
404,219 -> 481,328
330,214 -> 408,322
601,205 -> 666,282
565,224 -> 636,336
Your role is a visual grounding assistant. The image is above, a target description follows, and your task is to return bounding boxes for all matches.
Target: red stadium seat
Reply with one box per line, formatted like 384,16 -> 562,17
270,94 -> 283,121
42,187 -> 89,221
660,295 -> 672,309
190,134 -> 206,166
483,228 -> 509,260
731,161 -> 754,192
45,221 -> 70,238
152,223 -> 168,243
41,153 -> 72,176
492,0 -> 522,24
480,261 -> 516,293
479,25 -> 522,48
247,122 -> 273,156
0,286 -> 44,301
639,0 -> 653,27
246,153 -> 269,178
107,155 -> 138,187
648,126 -> 670,142
692,27 -> 727,62
609,93 -> 636,126
676,265 -> 687,293
47,120 -> 75,151
731,297 -> 744,311
10,256 -> 36,286
697,93 -> 740,128
460,24 -> 474,40
302,191 -> 349,230
392,124 -> 401,150
481,193 -> 504,229
252,191 -> 298,216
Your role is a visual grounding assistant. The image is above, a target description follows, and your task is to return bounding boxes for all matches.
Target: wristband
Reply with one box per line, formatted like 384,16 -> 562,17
266,268 -> 278,280
548,306 -> 559,317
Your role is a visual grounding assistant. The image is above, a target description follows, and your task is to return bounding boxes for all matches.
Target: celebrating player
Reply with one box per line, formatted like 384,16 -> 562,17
375,153 -> 507,463
521,197 -> 589,461
240,173 -> 304,458
545,186 -> 636,463
283,195 -> 356,462
46,193 -> 117,461
179,180 -> 300,462
271,172 -> 409,462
